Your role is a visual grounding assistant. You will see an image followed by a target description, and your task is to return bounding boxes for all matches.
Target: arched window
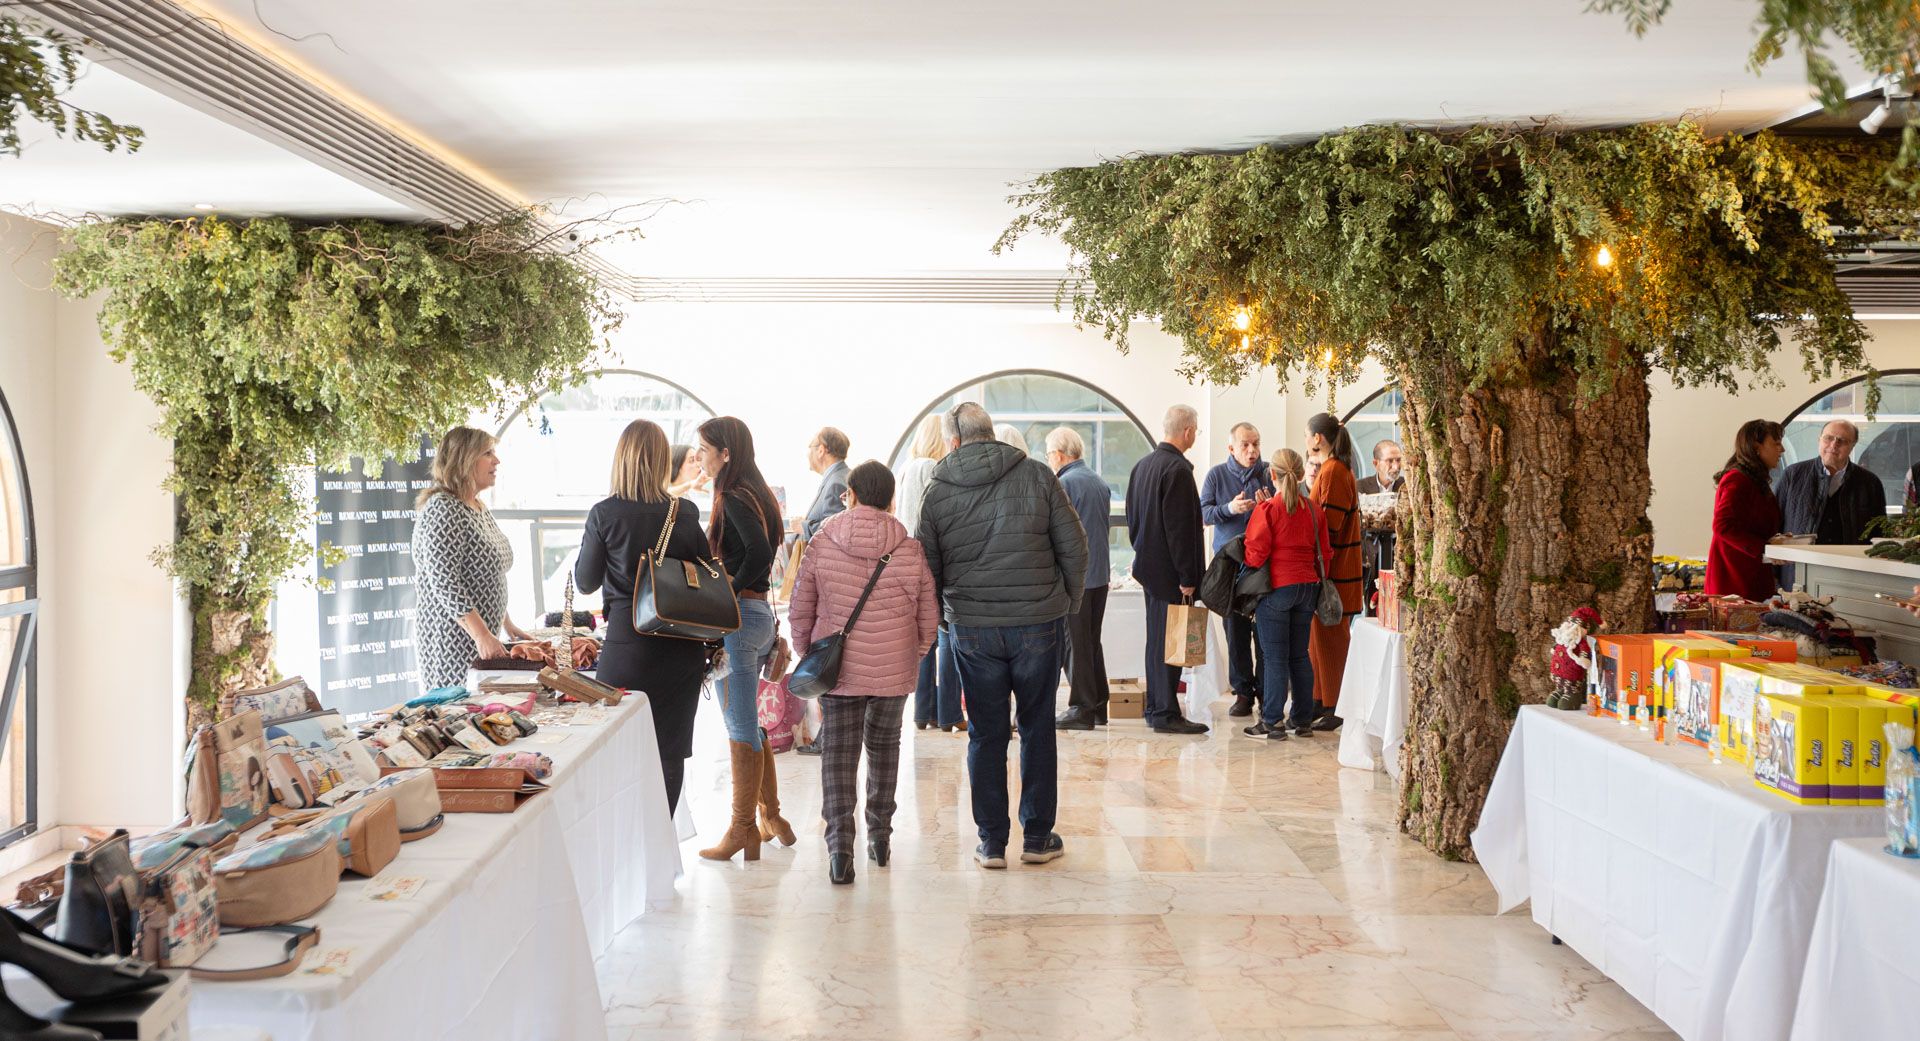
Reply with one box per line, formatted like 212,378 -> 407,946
491,371 -> 716,617
890,370 -> 1152,579
1780,370 -> 1920,511
1342,385 -> 1405,487
0,390 -> 37,846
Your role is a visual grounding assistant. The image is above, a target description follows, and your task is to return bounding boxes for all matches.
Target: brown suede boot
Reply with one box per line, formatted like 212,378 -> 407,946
757,740 -> 797,847
699,741 -> 762,862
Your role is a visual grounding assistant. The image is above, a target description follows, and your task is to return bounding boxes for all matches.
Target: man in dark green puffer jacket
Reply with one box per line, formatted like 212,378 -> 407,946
915,402 -> 1087,871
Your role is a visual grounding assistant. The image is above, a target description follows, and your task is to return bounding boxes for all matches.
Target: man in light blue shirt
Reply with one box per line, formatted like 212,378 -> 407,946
1047,427 -> 1114,730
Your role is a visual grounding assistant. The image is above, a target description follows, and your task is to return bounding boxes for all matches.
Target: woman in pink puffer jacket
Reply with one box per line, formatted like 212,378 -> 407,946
789,461 -> 939,885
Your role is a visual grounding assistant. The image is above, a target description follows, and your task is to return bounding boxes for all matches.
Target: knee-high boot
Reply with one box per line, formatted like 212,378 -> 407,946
757,736 -> 797,847
698,741 -> 762,861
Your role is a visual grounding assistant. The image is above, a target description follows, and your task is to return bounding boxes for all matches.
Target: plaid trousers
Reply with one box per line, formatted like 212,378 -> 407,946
819,694 -> 908,856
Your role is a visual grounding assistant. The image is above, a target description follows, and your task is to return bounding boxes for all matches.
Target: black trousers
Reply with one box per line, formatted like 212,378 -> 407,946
1225,610 -> 1263,699
1063,584 -> 1110,714
1141,591 -> 1186,727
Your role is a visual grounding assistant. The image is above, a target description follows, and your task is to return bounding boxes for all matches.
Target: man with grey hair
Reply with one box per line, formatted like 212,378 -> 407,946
1045,426 -> 1114,730
918,401 -> 1088,868
1776,418 -> 1885,546
1125,404 -> 1209,735
1200,421 -> 1275,719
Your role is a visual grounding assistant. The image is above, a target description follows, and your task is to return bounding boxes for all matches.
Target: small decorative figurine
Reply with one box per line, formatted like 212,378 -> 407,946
1548,607 -> 1602,711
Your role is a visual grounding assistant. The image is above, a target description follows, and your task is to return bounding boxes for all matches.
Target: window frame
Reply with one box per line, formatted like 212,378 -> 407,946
1778,368 -> 1920,514
0,389 -> 38,850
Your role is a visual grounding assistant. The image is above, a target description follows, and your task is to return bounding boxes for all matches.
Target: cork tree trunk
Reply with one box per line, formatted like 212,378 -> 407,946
1393,344 -> 1655,859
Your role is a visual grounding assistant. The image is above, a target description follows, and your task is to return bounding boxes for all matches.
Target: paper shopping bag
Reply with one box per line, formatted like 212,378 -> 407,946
1164,602 -> 1208,667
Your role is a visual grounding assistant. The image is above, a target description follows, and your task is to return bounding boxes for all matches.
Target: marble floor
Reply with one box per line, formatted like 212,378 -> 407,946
595,694 -> 1678,1041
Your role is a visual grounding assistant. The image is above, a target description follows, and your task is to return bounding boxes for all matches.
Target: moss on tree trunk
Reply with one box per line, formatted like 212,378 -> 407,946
1394,344 -> 1654,859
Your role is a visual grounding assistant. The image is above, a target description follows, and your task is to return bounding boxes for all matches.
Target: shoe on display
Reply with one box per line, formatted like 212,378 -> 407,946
1020,833 -> 1065,864
974,843 -> 1008,869
1054,709 -> 1096,731
1241,721 -> 1288,741
1151,718 -> 1209,735
0,909 -> 168,1002
0,983 -> 106,1041
1228,694 -> 1255,717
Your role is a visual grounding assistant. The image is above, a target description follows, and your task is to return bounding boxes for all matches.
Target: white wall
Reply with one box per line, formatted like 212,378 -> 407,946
0,214 -> 178,831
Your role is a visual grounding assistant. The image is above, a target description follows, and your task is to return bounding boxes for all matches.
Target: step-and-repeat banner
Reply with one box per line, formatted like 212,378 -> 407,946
313,439 -> 435,715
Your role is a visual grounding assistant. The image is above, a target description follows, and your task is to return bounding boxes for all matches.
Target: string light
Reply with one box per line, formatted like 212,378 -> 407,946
1594,244 -> 1615,269
1233,292 -> 1251,331
1240,334 -> 1251,351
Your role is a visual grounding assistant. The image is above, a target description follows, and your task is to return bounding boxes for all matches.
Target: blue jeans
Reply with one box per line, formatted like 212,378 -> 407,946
1254,583 -> 1318,729
914,628 -> 964,727
721,598 -> 777,749
950,620 -> 1062,850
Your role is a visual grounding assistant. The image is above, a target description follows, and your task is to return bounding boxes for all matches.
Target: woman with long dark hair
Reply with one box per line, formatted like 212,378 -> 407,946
576,420 -> 710,814
692,416 -> 794,861
1304,412 -> 1362,732
1705,419 -> 1786,602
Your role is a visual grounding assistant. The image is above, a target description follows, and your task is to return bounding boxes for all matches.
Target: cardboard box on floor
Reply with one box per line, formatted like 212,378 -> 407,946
1108,678 -> 1145,719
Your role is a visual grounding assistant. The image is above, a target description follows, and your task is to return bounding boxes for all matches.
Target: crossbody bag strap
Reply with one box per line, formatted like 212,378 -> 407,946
840,553 -> 893,634
1310,501 -> 1328,581
190,924 -> 320,981
652,497 -> 682,561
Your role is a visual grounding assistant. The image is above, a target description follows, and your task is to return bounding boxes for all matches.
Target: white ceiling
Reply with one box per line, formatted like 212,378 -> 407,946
4,0 -> 1864,276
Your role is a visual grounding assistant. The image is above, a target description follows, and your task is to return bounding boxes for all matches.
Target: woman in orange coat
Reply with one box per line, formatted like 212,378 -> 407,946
1305,413 -> 1363,731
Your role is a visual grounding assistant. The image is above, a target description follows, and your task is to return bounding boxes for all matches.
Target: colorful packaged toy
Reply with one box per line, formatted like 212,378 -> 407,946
1594,634 -> 1658,719
1752,692 -> 1829,804
1716,661 -> 1791,765
1684,630 -> 1798,662
1886,721 -> 1918,857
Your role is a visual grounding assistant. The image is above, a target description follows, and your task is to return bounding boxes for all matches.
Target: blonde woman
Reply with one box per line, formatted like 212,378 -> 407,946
1239,448 -> 1331,740
575,420 -> 710,814
895,414 -> 964,730
412,426 -> 532,691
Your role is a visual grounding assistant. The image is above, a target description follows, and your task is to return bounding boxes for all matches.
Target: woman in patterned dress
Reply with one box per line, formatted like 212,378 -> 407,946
411,426 -> 529,692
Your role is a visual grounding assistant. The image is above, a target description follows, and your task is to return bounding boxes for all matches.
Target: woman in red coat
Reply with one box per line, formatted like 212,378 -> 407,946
1705,419 -> 1785,602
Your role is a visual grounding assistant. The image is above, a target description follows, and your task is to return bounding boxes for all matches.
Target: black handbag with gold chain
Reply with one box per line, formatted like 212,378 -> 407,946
631,497 -> 742,641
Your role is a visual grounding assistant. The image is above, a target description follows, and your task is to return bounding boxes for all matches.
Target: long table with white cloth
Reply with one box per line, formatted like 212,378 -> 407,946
1790,837 -> 1920,1041
1471,706 -> 1881,1041
188,687 -> 679,1041
1334,617 -> 1407,779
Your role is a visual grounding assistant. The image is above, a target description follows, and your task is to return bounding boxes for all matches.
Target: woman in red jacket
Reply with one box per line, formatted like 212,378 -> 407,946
1241,449 -> 1332,741
1705,419 -> 1785,602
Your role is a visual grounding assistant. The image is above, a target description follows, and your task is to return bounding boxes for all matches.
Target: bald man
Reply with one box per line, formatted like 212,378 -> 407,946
1776,419 -> 1885,546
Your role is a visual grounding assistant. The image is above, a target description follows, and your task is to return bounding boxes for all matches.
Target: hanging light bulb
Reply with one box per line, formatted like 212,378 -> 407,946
1594,244 -> 1615,269
1234,292 -> 1252,331
1240,334 -> 1251,352
1323,346 -> 1336,369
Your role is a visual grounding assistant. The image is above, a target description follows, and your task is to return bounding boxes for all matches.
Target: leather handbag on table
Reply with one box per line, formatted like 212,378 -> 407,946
185,709 -> 272,831
266,798 -> 402,878
51,830 -> 141,956
130,822 -> 235,969
212,829 -> 342,928
788,552 -> 891,699
632,497 -> 742,641
354,768 -> 444,841
221,676 -> 321,723
537,664 -> 623,705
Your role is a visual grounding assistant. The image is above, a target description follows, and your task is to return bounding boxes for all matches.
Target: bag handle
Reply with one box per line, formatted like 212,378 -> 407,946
1310,501 -> 1328,582
652,497 -> 682,561
840,553 -> 893,635
190,924 -> 320,981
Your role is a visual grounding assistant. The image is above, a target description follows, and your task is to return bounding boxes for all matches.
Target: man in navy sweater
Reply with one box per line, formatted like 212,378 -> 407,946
1199,422 -> 1276,718
1126,405 -> 1210,735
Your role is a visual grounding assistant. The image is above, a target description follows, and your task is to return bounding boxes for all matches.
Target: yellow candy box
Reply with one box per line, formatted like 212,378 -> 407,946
1752,692 -> 1829,804
1717,661 -> 1799,765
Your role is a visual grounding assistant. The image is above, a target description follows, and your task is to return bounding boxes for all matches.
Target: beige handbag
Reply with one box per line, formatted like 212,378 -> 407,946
185,710 -> 271,831
213,829 -> 342,927
267,798 -> 402,878
356,768 -> 445,841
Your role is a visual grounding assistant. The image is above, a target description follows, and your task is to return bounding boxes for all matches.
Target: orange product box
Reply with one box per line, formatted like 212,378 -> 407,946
1684,631 -> 1798,663
1594,634 -> 1659,719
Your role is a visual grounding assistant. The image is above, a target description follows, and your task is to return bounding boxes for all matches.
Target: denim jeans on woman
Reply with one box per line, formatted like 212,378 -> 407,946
1254,582 -> 1318,730
721,598 -> 777,749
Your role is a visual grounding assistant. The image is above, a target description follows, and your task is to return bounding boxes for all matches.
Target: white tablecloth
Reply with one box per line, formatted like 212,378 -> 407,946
190,691 -> 678,1040
1334,617 -> 1407,779
1790,838 -> 1920,1041
1472,707 -> 1882,1041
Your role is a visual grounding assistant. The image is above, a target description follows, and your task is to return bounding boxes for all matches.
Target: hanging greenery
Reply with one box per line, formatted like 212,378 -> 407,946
0,14 -> 142,156
54,214 -> 619,718
1590,1 -> 1920,186
998,122 -> 1911,857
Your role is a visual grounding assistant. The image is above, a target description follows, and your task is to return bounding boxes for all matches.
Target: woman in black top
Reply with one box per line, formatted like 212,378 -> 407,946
575,419 -> 710,815
691,416 -> 790,861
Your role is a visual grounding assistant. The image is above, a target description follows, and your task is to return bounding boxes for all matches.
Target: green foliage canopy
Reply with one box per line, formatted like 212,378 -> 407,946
53,214 -> 617,706
0,15 -> 141,156
996,122 -> 1907,400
